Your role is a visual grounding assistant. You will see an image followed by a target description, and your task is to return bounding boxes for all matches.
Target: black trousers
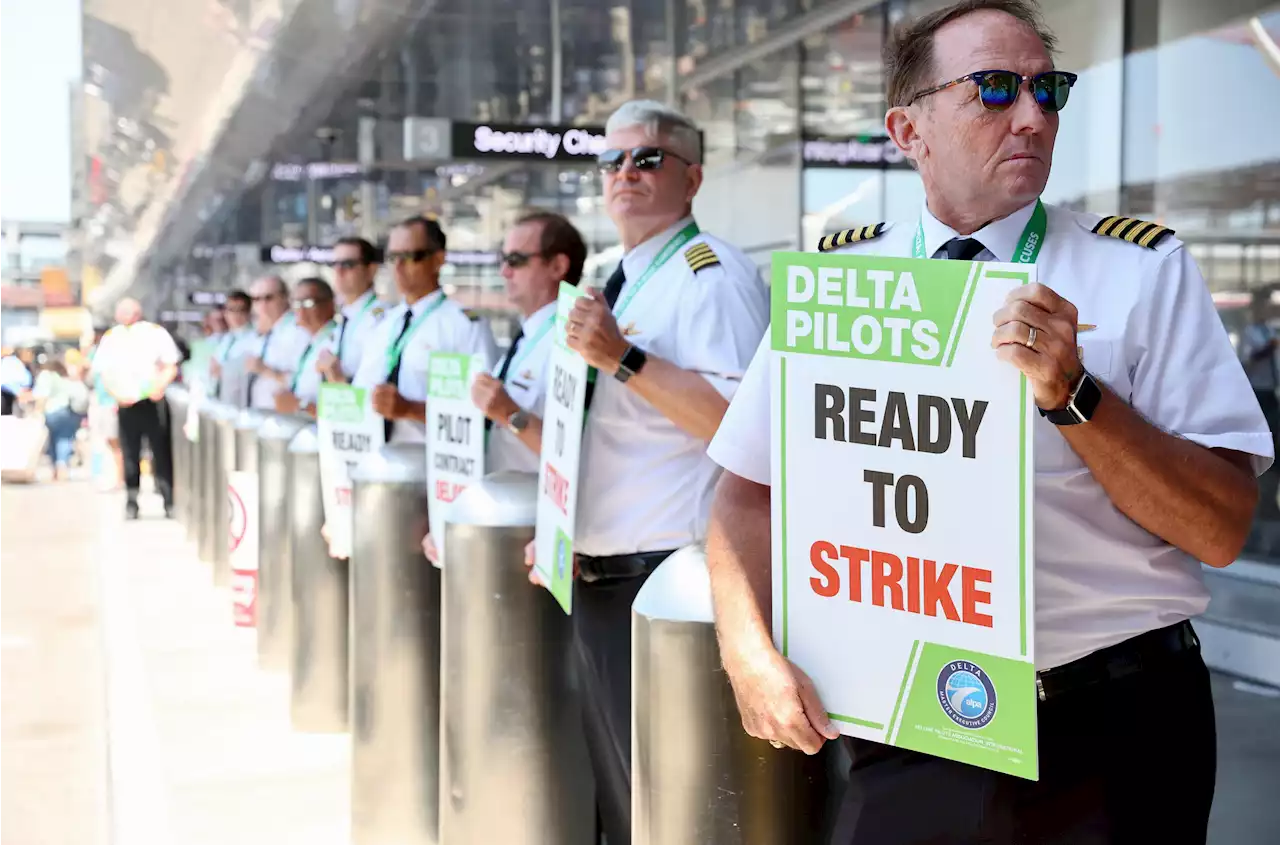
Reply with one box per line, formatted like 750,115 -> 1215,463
118,399 -> 174,505
571,571 -> 654,845
1,390 -> 14,415
831,631 -> 1216,845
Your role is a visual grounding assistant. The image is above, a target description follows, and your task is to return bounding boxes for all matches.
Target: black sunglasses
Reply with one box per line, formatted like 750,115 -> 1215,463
332,259 -> 368,270
499,250 -> 548,269
385,248 -> 439,265
909,69 -> 1078,113
291,296 -> 332,309
597,146 -> 693,174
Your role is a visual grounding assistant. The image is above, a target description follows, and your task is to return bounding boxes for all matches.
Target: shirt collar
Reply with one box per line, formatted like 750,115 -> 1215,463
407,289 -> 444,317
919,199 -> 1039,263
342,288 -> 376,319
521,300 -> 556,337
621,215 -> 695,281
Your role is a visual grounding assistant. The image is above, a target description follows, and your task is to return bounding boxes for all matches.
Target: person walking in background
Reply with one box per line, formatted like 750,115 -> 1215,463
85,326 -> 124,490
1,348 -> 33,415
92,298 -> 181,519
31,358 -> 89,481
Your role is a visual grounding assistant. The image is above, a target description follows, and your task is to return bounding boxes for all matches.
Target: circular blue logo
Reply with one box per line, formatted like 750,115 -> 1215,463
555,536 -> 569,581
936,661 -> 997,729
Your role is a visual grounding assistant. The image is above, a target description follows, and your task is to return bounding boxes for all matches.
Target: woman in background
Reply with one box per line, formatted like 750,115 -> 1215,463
32,358 -> 89,481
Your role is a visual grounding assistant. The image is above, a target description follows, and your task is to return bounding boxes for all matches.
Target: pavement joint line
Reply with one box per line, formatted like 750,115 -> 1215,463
99,501 -> 175,845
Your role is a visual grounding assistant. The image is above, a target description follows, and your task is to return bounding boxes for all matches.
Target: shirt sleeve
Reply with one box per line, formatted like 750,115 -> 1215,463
674,258 -> 770,399
466,317 -> 501,371
1128,247 -> 1274,475
706,331 -> 772,484
154,326 -> 181,366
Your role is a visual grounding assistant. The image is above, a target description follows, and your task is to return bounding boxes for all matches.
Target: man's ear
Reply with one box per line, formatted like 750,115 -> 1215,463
685,163 -> 704,204
548,252 -> 571,283
886,106 -> 926,167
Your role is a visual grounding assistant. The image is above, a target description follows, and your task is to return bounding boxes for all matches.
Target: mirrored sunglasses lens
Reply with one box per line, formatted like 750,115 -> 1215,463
1033,73 -> 1073,112
502,252 -> 530,268
597,149 -> 625,171
632,147 -> 664,169
978,72 -> 1020,110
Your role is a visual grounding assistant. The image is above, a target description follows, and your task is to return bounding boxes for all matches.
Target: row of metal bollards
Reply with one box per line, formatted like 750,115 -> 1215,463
165,385 -> 837,845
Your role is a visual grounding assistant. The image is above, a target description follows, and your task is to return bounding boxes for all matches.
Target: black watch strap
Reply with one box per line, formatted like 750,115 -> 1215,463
1039,371 -> 1101,425
614,344 -> 647,383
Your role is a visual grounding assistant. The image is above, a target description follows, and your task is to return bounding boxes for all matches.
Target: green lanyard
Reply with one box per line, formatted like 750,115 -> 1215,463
215,331 -> 237,363
290,321 -> 336,392
612,220 -> 701,318
912,199 -> 1046,264
384,293 -> 448,378
338,292 -> 378,360
499,316 -> 554,384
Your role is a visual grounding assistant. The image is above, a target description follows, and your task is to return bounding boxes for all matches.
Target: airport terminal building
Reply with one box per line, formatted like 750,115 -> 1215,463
74,0 -> 1280,667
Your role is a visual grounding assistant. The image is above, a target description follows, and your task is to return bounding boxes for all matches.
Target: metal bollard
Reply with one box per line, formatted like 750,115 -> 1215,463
439,471 -> 595,845
166,386 -> 189,525
199,402 -> 231,578
288,425 -> 349,733
255,414 -> 311,670
229,410 -> 267,625
350,443 -> 436,845
632,544 -> 831,845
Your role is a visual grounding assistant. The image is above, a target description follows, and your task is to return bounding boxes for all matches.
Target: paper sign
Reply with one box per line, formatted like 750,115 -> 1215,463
426,352 -> 487,567
534,282 -> 589,613
317,383 -> 385,559
770,251 -> 1037,779
228,469 -> 259,627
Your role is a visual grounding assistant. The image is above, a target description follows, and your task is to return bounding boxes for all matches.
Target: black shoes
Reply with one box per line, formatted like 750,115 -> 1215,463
163,503 -> 174,519
125,500 -> 140,520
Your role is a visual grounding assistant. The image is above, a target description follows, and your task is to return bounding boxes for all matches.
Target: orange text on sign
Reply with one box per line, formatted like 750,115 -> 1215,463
808,540 -> 993,628
543,463 -> 569,516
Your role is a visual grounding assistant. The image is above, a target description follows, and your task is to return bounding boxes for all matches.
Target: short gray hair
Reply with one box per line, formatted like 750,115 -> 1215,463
605,100 -> 702,164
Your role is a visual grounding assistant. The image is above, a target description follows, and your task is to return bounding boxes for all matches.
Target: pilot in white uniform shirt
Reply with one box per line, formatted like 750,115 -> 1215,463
576,216 -> 770,557
330,287 -> 391,380
248,320 -> 309,411
290,319 -> 338,408
216,327 -> 257,406
486,300 -> 555,474
352,289 -> 499,444
707,200 -> 1273,671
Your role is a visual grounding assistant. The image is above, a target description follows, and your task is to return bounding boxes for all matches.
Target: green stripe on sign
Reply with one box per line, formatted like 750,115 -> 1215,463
887,639 -> 921,742
779,354 -> 789,658
1019,375 -> 1028,657
829,712 -> 884,730
943,263 -> 981,368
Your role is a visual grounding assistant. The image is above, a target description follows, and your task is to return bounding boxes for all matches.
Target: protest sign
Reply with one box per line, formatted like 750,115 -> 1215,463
771,250 -> 1037,779
426,352 -> 487,566
228,469 -> 259,626
317,383 -> 384,559
534,283 -> 589,613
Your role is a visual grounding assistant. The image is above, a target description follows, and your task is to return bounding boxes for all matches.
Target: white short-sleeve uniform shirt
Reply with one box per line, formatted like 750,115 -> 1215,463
216,328 -> 257,406
486,300 -> 556,475
291,321 -> 338,406
248,319 -> 310,411
93,321 -> 181,401
708,200 -> 1273,671
330,288 -> 393,380
352,290 -> 500,445
576,217 -> 770,558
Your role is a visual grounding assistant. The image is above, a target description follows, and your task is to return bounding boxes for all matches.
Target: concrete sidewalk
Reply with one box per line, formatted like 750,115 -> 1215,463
94,486 -> 351,845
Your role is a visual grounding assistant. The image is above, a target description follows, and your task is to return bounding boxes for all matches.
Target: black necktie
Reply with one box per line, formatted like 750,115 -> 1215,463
939,237 -> 986,261
582,262 -> 626,414
383,309 -> 414,441
244,327 -> 272,406
485,328 -> 525,433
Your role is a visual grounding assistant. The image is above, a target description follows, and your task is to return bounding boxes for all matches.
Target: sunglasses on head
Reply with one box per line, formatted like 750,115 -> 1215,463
909,69 -> 1078,113
597,146 -> 693,174
333,259 -> 367,270
385,248 -> 438,265
499,250 -> 548,269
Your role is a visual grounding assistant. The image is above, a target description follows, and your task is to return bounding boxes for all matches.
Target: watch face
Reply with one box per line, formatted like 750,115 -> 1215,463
1070,373 -> 1102,420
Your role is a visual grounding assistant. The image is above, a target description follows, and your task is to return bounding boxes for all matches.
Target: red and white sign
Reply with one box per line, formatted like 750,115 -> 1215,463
228,470 -> 259,627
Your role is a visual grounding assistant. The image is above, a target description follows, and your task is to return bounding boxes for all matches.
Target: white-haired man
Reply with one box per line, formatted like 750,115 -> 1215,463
91,298 -> 181,518
705,2 -> 1269,842
541,99 -> 769,845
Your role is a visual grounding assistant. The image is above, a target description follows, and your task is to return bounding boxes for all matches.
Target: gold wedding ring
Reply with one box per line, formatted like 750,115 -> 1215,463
1026,326 -> 1038,349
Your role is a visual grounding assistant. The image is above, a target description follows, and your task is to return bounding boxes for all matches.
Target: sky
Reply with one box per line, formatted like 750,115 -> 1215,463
1,0 -> 81,224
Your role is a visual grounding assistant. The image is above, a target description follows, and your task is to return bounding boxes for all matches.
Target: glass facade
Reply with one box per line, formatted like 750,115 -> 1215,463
141,0 -> 1280,563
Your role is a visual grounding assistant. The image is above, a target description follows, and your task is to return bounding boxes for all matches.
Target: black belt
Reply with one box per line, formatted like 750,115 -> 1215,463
576,550 -> 677,584
1035,619 -> 1200,702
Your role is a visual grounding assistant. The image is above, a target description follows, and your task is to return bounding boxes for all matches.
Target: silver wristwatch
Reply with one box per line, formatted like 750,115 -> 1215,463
507,409 -> 531,433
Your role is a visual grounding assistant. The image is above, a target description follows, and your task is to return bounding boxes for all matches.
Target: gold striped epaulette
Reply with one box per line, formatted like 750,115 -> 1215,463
462,308 -> 481,322
1091,216 -> 1175,249
685,242 -> 720,273
818,223 -> 888,252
